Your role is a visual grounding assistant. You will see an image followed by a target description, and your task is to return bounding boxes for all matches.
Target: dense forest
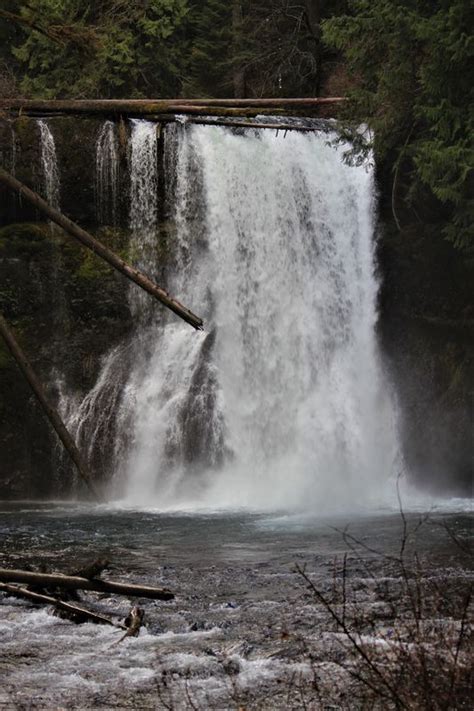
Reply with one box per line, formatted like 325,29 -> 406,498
1,0 -> 472,249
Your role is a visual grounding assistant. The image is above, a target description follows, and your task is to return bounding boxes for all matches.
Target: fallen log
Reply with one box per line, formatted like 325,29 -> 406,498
0,97 -> 347,117
0,169 -> 203,330
0,568 -> 174,600
0,582 -> 126,628
0,312 -> 99,500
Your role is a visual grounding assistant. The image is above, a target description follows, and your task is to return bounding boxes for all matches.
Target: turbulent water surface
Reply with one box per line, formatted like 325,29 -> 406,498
0,504 -> 472,709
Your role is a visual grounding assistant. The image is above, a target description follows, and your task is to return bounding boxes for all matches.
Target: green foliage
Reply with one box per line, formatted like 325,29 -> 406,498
323,0 -> 474,249
0,222 -> 50,255
3,0 -> 189,98
183,0 -> 234,97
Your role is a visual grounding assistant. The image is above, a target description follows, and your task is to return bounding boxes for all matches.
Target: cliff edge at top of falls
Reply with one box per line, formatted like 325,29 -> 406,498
0,115 -> 472,499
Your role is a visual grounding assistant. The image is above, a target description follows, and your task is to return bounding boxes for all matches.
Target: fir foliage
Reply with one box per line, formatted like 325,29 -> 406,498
323,0 -> 474,249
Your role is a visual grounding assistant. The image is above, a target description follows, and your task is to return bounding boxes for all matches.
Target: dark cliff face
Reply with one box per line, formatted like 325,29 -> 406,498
0,116 -> 133,497
0,116 -> 472,499
378,223 -> 473,496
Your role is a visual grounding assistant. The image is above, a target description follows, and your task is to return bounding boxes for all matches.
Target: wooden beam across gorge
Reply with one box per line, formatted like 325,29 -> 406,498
0,97 -> 347,118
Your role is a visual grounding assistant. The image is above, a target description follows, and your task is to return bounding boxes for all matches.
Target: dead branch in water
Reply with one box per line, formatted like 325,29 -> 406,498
0,582 -> 125,628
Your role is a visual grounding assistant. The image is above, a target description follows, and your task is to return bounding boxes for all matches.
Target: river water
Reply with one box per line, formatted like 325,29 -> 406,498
0,502 -> 471,709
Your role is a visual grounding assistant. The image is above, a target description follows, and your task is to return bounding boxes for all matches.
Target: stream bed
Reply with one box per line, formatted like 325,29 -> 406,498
0,503 -> 472,709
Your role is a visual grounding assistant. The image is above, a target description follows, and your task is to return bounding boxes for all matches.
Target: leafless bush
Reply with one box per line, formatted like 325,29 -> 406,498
295,486 -> 473,710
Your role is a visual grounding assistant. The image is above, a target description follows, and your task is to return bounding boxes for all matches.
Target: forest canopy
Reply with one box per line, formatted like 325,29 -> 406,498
0,0 -> 472,248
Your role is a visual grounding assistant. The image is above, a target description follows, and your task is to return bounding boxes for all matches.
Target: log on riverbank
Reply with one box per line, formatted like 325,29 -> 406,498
0,568 -> 174,600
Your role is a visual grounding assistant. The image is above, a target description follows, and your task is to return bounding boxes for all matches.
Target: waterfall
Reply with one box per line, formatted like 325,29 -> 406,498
68,119 -> 398,511
128,119 -> 159,315
96,121 -> 119,225
37,120 -> 60,210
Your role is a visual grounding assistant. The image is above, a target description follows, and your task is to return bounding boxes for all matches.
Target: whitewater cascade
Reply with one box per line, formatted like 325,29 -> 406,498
67,119 -> 398,511
95,121 -> 119,225
37,120 -> 60,211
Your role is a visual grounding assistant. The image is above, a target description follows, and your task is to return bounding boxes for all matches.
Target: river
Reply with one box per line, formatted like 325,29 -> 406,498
0,501 -> 471,709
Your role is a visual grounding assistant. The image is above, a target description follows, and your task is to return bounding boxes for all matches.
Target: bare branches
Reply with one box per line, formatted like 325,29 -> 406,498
295,499 -> 473,710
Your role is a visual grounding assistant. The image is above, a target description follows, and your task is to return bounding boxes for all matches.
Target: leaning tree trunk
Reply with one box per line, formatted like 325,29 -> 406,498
0,312 -> 99,500
0,169 -> 203,330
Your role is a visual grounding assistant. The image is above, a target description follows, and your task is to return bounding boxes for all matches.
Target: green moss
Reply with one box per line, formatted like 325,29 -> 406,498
68,227 -> 128,282
13,116 -> 35,143
0,222 -> 51,255
0,341 -> 12,371
75,250 -> 114,281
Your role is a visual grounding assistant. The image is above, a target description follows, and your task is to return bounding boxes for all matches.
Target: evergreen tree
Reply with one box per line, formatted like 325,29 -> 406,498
0,0 -> 190,98
323,0 -> 473,248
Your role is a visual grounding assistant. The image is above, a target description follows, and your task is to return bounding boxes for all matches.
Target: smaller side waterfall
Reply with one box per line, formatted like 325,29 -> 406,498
96,121 -> 119,225
128,119 -> 159,315
129,120 -> 159,260
37,120 -> 60,210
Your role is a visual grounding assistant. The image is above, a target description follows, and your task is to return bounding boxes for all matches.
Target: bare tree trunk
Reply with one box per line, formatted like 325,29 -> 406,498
232,0 -> 246,98
0,169 -> 203,331
0,312 -> 99,500
304,0 -> 322,95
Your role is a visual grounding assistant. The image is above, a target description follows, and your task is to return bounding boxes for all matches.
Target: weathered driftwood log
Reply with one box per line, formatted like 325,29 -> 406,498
0,169 -> 203,331
0,312 -> 99,500
0,568 -> 174,600
0,97 -> 347,117
0,582 -> 126,628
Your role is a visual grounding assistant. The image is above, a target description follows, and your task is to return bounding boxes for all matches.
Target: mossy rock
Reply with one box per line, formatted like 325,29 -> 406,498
0,222 -> 52,256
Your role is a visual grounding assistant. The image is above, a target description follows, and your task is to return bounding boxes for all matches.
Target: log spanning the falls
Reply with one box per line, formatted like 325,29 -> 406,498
0,97 -> 347,118
0,169 -> 204,330
0,312 -> 100,500
0,568 -> 175,601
